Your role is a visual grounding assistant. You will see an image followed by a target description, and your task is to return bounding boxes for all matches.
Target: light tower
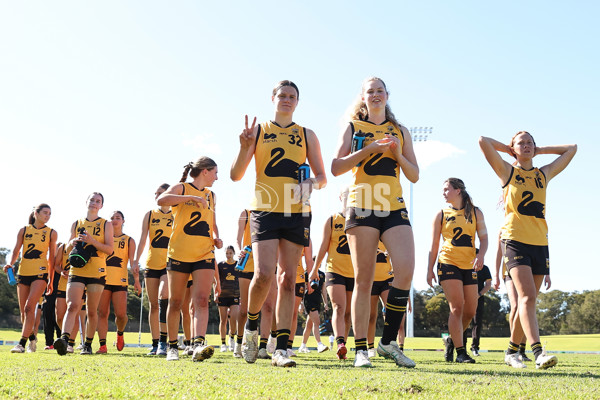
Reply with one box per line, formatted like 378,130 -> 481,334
406,126 -> 432,338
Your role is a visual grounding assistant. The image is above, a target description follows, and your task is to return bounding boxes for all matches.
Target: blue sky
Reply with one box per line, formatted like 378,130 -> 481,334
1,1 -> 597,292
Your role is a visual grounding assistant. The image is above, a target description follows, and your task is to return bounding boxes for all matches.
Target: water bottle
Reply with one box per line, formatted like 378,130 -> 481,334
310,280 -> 318,290
235,246 -> 252,271
351,130 -> 366,166
329,334 -> 334,349
6,266 -> 17,286
297,163 -> 310,183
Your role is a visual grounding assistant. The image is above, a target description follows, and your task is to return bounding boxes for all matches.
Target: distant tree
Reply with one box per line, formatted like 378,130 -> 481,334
536,290 -> 571,335
0,247 -> 10,265
565,290 -> 600,334
422,294 -> 449,336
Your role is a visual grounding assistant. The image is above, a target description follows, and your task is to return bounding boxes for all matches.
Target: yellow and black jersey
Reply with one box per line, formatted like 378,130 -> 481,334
501,166 -> 548,246
240,210 -> 254,273
218,261 -> 240,298
168,183 -> 215,263
18,224 -> 53,276
106,234 -> 131,286
374,242 -> 393,282
71,217 -> 108,278
325,213 -> 354,278
58,245 -> 70,292
250,121 -> 309,214
438,207 -> 477,270
146,209 -> 173,270
348,119 -> 406,212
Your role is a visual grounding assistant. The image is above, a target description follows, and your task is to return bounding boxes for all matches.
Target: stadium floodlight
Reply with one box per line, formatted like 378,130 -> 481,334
406,127 -> 432,338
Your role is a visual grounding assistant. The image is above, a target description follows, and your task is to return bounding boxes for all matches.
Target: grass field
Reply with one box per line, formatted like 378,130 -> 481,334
1,330 -> 599,399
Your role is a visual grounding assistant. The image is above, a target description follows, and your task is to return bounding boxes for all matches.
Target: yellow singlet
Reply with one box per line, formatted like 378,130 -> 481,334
70,218 -> 108,279
501,166 -> 548,246
105,234 -> 130,286
58,245 -> 70,291
251,121 -> 309,214
325,213 -> 354,278
146,209 -> 173,270
374,242 -> 393,281
348,120 -> 406,212
18,224 -> 53,276
168,183 -> 215,263
438,207 -> 477,270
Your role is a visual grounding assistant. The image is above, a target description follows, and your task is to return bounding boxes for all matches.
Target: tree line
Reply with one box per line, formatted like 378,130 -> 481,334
1,248 -> 598,336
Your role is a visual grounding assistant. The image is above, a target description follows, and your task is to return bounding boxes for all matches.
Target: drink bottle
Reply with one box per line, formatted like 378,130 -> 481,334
235,246 -> 252,271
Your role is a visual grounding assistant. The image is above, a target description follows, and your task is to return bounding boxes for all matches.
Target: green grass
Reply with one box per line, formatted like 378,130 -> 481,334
1,331 -> 599,399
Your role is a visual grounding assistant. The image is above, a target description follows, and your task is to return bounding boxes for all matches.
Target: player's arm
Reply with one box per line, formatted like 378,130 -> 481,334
3,227 -> 25,272
426,211 -> 443,287
311,217 -> 332,282
473,208 -> 488,271
230,116 -> 257,181
538,144 -> 577,183
133,210 -> 151,268
478,136 -> 513,184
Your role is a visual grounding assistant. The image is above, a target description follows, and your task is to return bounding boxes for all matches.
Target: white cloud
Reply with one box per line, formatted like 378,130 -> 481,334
414,140 -> 465,169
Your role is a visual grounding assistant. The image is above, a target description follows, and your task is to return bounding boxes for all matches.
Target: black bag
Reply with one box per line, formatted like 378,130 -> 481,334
69,240 -> 93,268
319,310 -> 333,336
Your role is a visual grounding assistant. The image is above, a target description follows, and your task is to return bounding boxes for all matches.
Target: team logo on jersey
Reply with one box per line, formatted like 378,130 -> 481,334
515,175 -> 525,184
334,223 -> 343,229
263,133 -> 277,142
25,233 -> 33,239
120,278 -> 126,283
472,272 -> 478,280
304,228 -> 309,240
152,218 -> 161,224
292,128 -> 299,135
446,216 -> 456,223
546,258 -> 550,268
99,268 -> 105,273
513,256 -> 523,260
39,266 -> 46,271
387,125 -> 395,133
226,273 -> 235,281
396,197 -> 404,204
401,210 -> 409,220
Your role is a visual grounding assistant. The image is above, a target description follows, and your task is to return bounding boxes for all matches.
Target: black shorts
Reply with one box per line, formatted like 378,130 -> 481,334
218,297 -> 239,307
238,271 -> 254,280
16,274 -> 48,286
104,284 -> 127,293
187,280 -> 193,288
250,211 -> 311,247
144,268 -> 167,279
437,263 -> 477,285
502,239 -> 549,276
167,258 -> 215,274
371,278 -> 392,296
56,290 -> 66,299
303,299 -> 321,313
325,272 -> 355,292
295,283 -> 306,298
345,207 -> 410,234
68,275 -> 106,286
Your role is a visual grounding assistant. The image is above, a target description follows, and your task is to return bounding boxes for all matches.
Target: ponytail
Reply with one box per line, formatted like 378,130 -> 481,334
180,157 -> 218,183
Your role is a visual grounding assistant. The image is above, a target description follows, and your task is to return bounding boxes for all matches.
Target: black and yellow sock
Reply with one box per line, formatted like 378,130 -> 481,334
193,336 -> 205,346
99,339 -> 107,347
221,338 -> 226,345
531,342 -> 543,359
519,342 -> 527,354
336,336 -> 345,346
368,342 -> 374,350
507,341 -> 519,355
287,339 -> 293,349
61,332 -> 71,341
276,329 -> 290,351
28,334 -> 36,342
68,338 -> 75,346
117,331 -> 123,336
456,346 -> 466,356
152,339 -> 159,347
246,311 -> 260,331
270,330 -> 277,339
259,338 -> 268,350
159,332 -> 167,344
229,334 -> 235,341
236,335 -> 243,345
184,339 -> 190,346
85,337 -> 93,346
169,339 -> 178,349
355,338 -> 367,352
381,288 -> 409,345
19,337 -> 27,347
399,343 -> 404,351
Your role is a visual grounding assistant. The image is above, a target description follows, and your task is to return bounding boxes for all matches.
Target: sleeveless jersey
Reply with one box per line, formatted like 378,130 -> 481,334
168,183 -> 215,263
71,217 -> 108,278
18,224 -> 53,276
58,245 -> 70,291
218,261 -> 240,298
251,121 -> 309,214
146,209 -> 173,270
105,234 -> 130,286
438,207 -> 477,270
374,242 -> 393,282
501,166 -> 548,246
348,120 -> 406,212
240,210 -> 254,273
326,213 -> 354,278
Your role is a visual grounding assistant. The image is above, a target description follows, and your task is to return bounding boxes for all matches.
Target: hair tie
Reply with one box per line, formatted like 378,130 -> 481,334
184,162 -> 193,169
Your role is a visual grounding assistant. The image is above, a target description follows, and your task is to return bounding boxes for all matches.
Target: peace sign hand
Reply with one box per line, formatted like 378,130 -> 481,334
240,115 -> 257,148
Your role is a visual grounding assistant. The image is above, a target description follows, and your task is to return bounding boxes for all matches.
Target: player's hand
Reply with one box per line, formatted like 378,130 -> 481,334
426,269 -> 437,287
472,254 -> 484,271
544,275 -> 551,290
324,304 -> 329,312
384,134 -> 401,151
134,281 -> 142,296
367,137 -> 393,154
214,238 -> 223,249
307,285 -> 314,295
493,276 -> 501,291
240,115 -> 257,148
189,196 -> 207,209
293,178 -> 314,204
